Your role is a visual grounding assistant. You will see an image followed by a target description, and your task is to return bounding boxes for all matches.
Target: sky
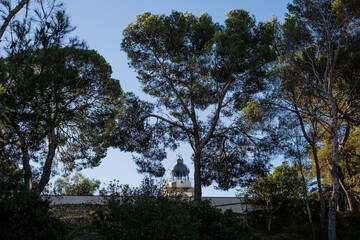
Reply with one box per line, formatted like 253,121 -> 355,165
62,0 -> 291,197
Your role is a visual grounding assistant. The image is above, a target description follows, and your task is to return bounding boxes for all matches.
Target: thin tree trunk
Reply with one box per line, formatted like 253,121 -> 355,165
337,123 -> 353,212
13,122 -> 32,190
267,213 -> 272,232
338,173 -> 353,212
341,165 -> 358,211
266,205 -> 281,232
193,152 -> 202,200
19,137 -> 32,190
312,147 -> 327,240
294,107 -> 326,240
22,150 -> 32,191
328,94 -> 340,240
298,158 -> 317,240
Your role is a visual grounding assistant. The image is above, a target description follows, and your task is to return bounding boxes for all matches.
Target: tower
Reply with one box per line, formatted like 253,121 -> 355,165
163,155 -> 194,197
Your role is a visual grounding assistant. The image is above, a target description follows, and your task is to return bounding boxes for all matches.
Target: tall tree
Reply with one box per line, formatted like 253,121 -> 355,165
272,56 -> 328,239
276,0 -> 360,239
121,10 -> 276,199
0,2 -> 123,193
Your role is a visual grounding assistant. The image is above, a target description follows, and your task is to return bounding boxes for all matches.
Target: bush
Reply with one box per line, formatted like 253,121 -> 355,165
0,162 -> 66,240
93,177 -> 253,240
94,196 -> 253,240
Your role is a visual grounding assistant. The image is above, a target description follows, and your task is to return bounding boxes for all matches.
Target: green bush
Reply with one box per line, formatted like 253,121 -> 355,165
94,196 -> 253,240
0,162 -> 66,240
93,178 -> 253,240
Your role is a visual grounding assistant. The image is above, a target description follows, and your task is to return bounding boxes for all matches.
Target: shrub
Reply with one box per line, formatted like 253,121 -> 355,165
0,162 -> 66,240
93,177 -> 253,240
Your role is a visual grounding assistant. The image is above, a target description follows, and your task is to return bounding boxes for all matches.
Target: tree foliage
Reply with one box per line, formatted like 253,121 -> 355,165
272,0 -> 360,238
0,1 -> 123,193
121,10 -> 277,199
316,126 -> 360,211
53,172 -> 101,196
239,161 -> 304,232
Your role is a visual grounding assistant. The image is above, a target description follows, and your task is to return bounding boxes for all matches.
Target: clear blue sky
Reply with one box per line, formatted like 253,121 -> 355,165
63,0 -> 291,197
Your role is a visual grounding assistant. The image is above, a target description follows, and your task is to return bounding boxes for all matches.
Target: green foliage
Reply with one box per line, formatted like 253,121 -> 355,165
53,172 -> 101,196
0,1 -> 124,193
315,126 -> 360,211
272,1 -> 360,237
121,9 -> 277,196
239,161 -> 306,232
94,185 -> 253,240
240,161 -> 303,206
0,161 -> 65,240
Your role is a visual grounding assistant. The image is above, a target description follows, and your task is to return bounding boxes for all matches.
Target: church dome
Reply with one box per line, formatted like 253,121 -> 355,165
170,157 -> 190,179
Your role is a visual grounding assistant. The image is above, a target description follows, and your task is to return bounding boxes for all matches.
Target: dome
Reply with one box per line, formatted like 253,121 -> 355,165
170,157 -> 190,179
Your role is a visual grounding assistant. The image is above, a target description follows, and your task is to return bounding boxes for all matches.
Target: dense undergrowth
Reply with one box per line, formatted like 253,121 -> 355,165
1,176 -> 359,239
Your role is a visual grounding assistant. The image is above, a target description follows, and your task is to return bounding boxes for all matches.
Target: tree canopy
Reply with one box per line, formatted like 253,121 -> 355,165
0,2 -> 123,193
53,172 -> 101,196
272,0 -> 360,239
240,161 -> 304,232
121,10 -> 277,199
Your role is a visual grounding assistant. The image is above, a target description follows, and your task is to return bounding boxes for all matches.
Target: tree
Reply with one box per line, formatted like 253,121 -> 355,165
275,0 -> 360,238
333,0 -> 360,18
53,172 -> 101,196
0,2 -> 123,193
270,76 -> 328,238
239,161 -> 303,232
121,10 -> 276,200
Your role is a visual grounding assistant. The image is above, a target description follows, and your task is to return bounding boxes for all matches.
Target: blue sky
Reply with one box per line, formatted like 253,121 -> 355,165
63,0 -> 291,197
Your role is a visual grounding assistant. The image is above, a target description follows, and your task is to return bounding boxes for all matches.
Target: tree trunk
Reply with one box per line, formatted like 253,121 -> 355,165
267,213 -> 272,232
335,165 -> 353,212
328,141 -> 340,240
19,140 -> 32,190
306,197 -> 317,240
299,158 -> 317,240
296,118 -> 326,239
35,128 -> 57,193
328,95 -> 340,240
296,108 -> 326,240
14,122 -> 33,190
22,154 -> 32,191
193,152 -> 202,201
337,123 -> 353,212
312,147 -> 327,240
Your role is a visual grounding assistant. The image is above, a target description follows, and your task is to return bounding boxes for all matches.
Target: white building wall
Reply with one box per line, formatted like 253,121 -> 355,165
43,195 -> 252,213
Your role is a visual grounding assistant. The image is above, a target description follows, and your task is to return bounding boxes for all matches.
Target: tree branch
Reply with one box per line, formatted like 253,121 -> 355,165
0,0 -> 28,40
